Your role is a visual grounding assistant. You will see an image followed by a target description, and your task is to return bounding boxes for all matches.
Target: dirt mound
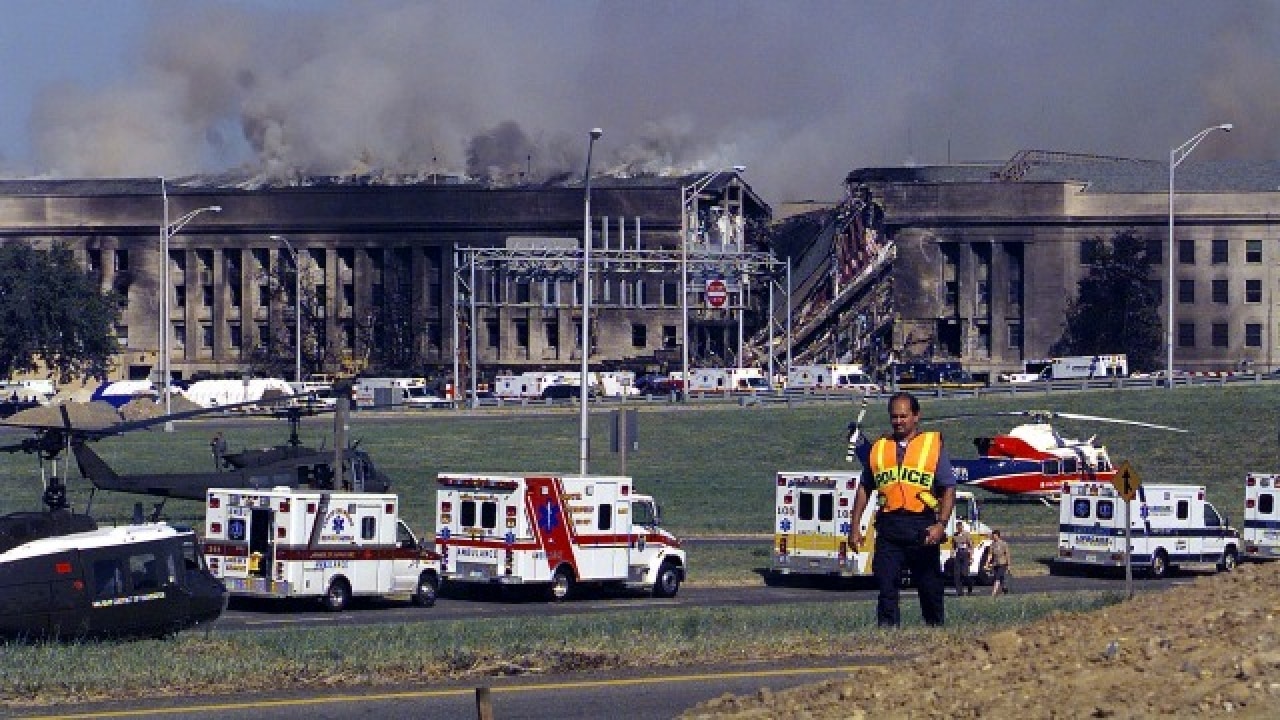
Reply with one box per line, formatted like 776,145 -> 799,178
686,562 -> 1280,719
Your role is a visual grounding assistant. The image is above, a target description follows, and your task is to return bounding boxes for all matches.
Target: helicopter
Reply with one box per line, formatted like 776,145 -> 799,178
941,410 -> 1186,502
0,396 -> 391,511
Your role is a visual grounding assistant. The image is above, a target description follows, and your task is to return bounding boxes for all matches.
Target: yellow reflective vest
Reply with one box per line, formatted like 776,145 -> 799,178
869,432 -> 942,513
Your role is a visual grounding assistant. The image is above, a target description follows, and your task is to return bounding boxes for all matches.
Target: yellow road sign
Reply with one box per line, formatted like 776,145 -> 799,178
1112,460 -> 1141,501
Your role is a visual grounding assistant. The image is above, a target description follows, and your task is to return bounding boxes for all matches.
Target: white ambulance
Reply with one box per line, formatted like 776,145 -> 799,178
687,367 -> 769,394
768,471 -> 992,583
434,473 -> 686,601
1243,473 -> 1280,560
202,488 -> 442,611
1055,481 -> 1239,578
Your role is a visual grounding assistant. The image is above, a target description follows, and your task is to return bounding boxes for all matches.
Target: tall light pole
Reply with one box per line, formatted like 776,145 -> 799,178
271,235 -> 303,384
1167,123 -> 1232,388
159,177 -> 221,429
579,127 -> 602,476
680,166 -> 745,399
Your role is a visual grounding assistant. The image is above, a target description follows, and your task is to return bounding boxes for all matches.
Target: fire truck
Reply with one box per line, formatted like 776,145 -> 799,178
768,471 -> 992,583
202,488 -> 441,611
1055,481 -> 1239,578
434,473 -> 686,601
1243,473 -> 1280,560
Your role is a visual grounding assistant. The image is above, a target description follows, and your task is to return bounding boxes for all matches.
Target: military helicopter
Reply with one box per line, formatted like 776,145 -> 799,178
941,410 -> 1186,502
1,395 -> 390,510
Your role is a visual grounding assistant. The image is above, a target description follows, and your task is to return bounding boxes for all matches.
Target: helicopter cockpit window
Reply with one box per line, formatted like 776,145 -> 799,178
1072,498 -> 1091,519
1096,500 -> 1114,520
129,552 -> 164,592
1042,459 -> 1061,476
93,557 -> 125,599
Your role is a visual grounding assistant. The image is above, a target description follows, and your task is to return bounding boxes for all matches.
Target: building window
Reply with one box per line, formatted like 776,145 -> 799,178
545,321 -> 559,349
1178,279 -> 1194,303
1247,239 -> 1263,263
1080,239 -> 1102,265
202,285 -> 214,308
229,284 -> 241,310
229,324 -> 242,349
1177,322 -> 1195,348
1212,279 -> 1228,304
485,320 -> 500,349
1211,323 -> 1228,347
114,248 -> 129,272
1007,276 -> 1022,306
1212,239 -> 1228,264
174,323 -> 186,349
1007,322 -> 1023,351
258,285 -> 270,308
663,325 -> 677,349
1178,239 -> 1195,264
514,319 -> 529,348
943,281 -> 958,307
1145,237 -> 1162,264
202,325 -> 213,348
257,324 -> 269,346
175,284 -> 186,309
1246,279 -> 1262,303
663,281 -> 678,306
515,282 -> 531,304
631,323 -> 647,348
1246,323 -> 1262,348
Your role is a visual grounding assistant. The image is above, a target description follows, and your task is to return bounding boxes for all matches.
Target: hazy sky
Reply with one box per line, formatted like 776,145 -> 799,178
2,0 -> 1276,202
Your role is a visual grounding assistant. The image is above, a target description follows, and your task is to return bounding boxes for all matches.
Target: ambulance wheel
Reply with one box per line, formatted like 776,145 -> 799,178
1219,547 -> 1239,572
413,572 -> 439,607
323,577 -> 351,612
547,567 -> 575,602
653,561 -> 682,598
1148,549 -> 1169,580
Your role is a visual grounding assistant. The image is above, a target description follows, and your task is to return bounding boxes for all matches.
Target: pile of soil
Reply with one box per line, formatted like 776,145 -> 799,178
686,561 -> 1280,718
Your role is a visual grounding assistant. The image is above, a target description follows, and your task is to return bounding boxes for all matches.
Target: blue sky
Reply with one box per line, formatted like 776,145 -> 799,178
1,1 -> 1275,202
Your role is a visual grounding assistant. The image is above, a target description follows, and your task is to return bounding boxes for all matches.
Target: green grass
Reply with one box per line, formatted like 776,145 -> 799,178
3,383 -> 1275,537
0,591 -> 1121,707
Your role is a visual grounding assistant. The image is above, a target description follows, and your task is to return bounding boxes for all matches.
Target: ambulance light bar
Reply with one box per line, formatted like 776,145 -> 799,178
782,475 -> 840,487
438,476 -> 520,491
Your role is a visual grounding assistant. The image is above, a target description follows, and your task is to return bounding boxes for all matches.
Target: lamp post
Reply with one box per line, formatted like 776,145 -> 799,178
1167,123 -> 1232,388
580,128 -> 603,476
680,166 -> 745,400
159,177 -> 221,429
271,235 -> 303,384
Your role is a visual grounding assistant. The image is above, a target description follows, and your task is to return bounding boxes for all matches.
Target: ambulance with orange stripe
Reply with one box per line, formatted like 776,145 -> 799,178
434,473 -> 686,601
201,488 -> 441,611
768,471 -> 992,583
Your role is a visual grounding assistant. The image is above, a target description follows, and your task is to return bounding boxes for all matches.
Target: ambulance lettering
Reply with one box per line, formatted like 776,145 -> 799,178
526,477 -> 577,572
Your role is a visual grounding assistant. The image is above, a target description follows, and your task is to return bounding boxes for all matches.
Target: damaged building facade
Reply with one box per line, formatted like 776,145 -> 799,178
0,175 -> 771,385
786,153 -> 1280,378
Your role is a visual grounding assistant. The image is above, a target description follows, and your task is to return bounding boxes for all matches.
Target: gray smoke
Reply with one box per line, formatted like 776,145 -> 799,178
19,0 -> 1280,202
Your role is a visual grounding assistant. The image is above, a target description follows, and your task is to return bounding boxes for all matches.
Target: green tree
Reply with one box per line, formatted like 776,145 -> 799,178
0,241 -> 121,382
1051,230 -> 1162,370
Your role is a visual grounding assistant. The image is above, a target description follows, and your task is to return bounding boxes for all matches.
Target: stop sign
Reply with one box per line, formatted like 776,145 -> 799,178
706,278 -> 727,308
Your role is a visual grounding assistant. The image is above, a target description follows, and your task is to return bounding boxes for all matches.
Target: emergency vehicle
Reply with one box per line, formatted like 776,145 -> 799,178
768,472 -> 992,583
1243,473 -> 1280,560
686,367 -> 769,393
785,364 -> 877,393
1055,481 -> 1239,578
434,473 -> 686,601
201,488 -> 441,611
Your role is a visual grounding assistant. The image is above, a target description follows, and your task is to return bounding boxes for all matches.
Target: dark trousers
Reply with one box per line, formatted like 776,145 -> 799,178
952,550 -> 974,595
872,512 -> 945,627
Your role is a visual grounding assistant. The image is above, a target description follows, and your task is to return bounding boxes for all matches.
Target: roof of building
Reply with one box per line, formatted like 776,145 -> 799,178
846,154 -> 1280,194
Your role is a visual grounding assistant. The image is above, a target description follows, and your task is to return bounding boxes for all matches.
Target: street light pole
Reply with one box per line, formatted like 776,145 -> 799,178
271,235 -> 303,384
680,166 -> 745,400
159,177 -> 221,430
580,128 -> 602,476
1167,123 -> 1232,388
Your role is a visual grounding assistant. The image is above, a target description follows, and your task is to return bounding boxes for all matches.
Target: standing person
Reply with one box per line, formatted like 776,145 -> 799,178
848,392 -> 957,627
952,520 -> 975,596
988,529 -> 1012,596
210,432 -> 228,470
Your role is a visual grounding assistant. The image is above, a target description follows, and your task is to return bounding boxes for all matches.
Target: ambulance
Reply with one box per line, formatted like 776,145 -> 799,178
1243,473 -> 1280,560
1055,481 -> 1239,578
201,488 -> 441,611
768,471 -> 992,583
434,473 -> 686,601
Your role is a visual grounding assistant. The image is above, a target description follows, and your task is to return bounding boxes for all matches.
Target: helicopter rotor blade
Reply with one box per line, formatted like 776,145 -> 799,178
1049,411 -> 1187,433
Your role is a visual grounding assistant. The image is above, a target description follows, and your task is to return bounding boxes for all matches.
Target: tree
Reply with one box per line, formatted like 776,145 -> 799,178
1051,230 -> 1162,370
0,241 -> 121,382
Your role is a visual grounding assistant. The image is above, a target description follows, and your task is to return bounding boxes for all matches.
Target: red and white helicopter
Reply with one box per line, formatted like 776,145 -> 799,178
939,411 -> 1186,502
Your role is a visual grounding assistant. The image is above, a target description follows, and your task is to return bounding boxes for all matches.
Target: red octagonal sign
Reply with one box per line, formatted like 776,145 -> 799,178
706,278 -> 727,308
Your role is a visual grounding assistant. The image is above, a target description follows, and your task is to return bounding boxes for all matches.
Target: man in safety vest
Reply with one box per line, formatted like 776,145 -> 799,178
848,391 -> 957,627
